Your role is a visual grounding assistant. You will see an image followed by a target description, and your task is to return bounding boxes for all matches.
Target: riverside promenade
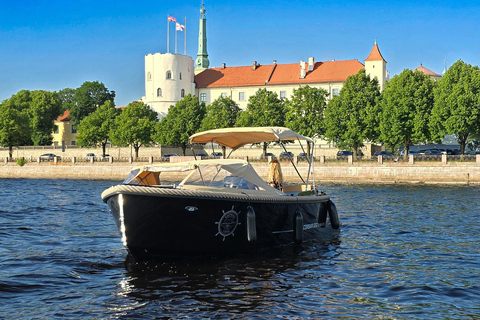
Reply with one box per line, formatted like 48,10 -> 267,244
2,155 -> 480,184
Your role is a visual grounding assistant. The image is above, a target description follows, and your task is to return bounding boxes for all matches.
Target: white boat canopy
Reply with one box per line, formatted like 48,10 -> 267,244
189,126 -> 314,150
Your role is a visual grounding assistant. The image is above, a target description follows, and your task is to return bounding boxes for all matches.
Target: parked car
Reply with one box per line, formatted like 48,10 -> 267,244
162,153 -> 180,161
279,151 -> 294,160
470,151 -> 480,155
195,153 -> 208,158
400,150 -> 420,156
86,153 -> 96,161
260,152 -> 276,159
211,152 -> 223,158
39,153 -> 60,162
424,149 -> 442,155
374,151 -> 393,157
298,152 -> 308,160
337,150 -> 353,158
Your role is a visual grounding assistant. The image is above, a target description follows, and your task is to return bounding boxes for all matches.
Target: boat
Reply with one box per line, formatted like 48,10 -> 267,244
101,127 -> 340,261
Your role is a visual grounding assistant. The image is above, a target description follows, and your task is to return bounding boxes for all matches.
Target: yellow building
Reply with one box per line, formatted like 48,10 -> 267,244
52,111 -> 78,146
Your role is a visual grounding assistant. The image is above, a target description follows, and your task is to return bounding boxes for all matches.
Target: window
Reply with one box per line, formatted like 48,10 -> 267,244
181,89 -> 185,98
179,72 -> 182,80
54,127 -> 59,134
280,91 -> 286,99
157,88 -> 162,97
221,92 -> 227,98
71,141 -> 76,146
239,92 -> 245,101
53,141 -> 59,146
71,125 -> 77,134
200,93 -> 207,102
147,72 -> 152,81
166,71 -> 172,79
332,88 -> 339,97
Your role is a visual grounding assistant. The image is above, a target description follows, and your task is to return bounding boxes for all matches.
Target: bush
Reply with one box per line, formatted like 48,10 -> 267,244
17,157 -> 26,166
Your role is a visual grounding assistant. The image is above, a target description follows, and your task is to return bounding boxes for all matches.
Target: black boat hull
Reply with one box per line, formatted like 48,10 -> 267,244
104,186 -> 337,261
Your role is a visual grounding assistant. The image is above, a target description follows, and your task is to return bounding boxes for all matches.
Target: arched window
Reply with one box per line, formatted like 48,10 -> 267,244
166,71 -> 172,79
157,88 -> 162,97
181,89 -> 185,98
179,72 -> 182,80
147,72 -> 152,81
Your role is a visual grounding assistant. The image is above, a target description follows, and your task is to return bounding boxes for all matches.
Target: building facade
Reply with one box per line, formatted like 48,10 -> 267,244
52,111 -> 78,146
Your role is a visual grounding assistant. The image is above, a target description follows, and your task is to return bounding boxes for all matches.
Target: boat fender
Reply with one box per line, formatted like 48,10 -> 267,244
318,202 -> 328,227
327,200 -> 340,229
246,206 -> 257,242
293,211 -> 304,244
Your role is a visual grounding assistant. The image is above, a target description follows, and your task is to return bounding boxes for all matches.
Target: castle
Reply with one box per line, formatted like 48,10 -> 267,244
141,3 -> 389,117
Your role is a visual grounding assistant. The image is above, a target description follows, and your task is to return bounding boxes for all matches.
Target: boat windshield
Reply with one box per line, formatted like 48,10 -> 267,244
180,164 -> 264,190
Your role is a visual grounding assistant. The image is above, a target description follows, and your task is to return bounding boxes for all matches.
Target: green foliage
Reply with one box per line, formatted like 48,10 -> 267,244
57,88 -> 76,113
285,85 -> 328,138
0,99 -> 30,158
236,88 -> 285,127
17,157 -> 26,166
28,90 -> 62,145
324,69 -> 381,156
70,81 -> 115,123
76,100 -> 120,156
236,88 -> 286,156
200,96 -> 240,131
155,94 -> 206,155
379,69 -> 435,156
430,60 -> 480,154
110,101 -> 158,158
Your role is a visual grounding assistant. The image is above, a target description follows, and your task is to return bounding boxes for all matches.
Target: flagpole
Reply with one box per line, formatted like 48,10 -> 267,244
184,17 -> 187,55
175,25 -> 177,54
167,17 -> 169,53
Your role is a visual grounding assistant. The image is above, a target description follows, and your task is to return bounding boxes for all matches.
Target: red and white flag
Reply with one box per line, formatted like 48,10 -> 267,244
168,15 -> 176,22
176,22 -> 185,31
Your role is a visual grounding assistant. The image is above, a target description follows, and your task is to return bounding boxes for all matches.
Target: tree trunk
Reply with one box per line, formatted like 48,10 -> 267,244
8,145 -> 13,160
306,142 -> 311,159
458,133 -> 468,155
263,142 -> 268,158
134,144 -> 140,158
102,141 -> 107,157
181,144 -> 187,156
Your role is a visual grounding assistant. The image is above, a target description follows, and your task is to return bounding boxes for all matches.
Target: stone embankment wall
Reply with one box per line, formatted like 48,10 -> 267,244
2,158 -> 480,184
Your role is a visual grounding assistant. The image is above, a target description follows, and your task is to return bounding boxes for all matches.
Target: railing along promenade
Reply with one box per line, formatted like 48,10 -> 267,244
2,154 -> 480,184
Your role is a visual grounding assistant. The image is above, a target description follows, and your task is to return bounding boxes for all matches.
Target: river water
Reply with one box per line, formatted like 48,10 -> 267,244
0,179 -> 478,319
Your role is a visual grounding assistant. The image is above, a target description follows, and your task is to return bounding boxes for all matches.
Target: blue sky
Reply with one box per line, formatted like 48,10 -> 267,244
1,0 -> 479,107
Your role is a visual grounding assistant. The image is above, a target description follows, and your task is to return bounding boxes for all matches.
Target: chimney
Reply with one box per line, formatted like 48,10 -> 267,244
308,57 -> 314,72
221,63 -> 226,69
300,60 -> 306,79
253,61 -> 260,70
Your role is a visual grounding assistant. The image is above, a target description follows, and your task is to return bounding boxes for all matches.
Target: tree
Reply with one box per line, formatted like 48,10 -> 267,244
200,96 -> 240,157
379,69 -> 435,158
0,100 -> 30,159
28,90 -> 62,146
155,94 -> 206,155
324,69 -> 381,157
76,100 -> 120,157
110,101 -> 158,158
236,88 -> 285,156
200,96 -> 240,131
430,60 -> 480,154
70,81 -> 115,123
57,88 -> 76,113
285,85 -> 329,156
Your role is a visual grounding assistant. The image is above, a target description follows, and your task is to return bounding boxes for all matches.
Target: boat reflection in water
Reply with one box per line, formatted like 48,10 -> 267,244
102,127 -> 340,261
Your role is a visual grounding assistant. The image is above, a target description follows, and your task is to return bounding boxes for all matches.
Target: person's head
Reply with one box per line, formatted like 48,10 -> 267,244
268,158 -> 283,183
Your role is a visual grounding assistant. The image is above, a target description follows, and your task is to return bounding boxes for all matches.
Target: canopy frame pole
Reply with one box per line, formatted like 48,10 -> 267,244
280,140 -> 306,185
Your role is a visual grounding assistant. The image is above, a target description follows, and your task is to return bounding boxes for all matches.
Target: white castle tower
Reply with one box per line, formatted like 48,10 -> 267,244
364,39 -> 388,91
142,53 -> 195,117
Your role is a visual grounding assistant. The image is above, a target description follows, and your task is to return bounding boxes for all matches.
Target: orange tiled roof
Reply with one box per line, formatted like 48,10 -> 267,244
56,110 -> 70,121
415,64 -> 441,77
365,44 -> 386,62
195,60 -> 365,88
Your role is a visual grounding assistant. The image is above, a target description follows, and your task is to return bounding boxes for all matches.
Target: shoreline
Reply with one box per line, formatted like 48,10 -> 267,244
1,161 -> 480,185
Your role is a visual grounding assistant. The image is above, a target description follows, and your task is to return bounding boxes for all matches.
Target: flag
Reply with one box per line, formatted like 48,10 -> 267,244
168,15 -> 176,22
176,22 -> 185,31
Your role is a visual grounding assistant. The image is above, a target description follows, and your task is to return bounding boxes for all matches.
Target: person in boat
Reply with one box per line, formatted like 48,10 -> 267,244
268,158 -> 283,190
